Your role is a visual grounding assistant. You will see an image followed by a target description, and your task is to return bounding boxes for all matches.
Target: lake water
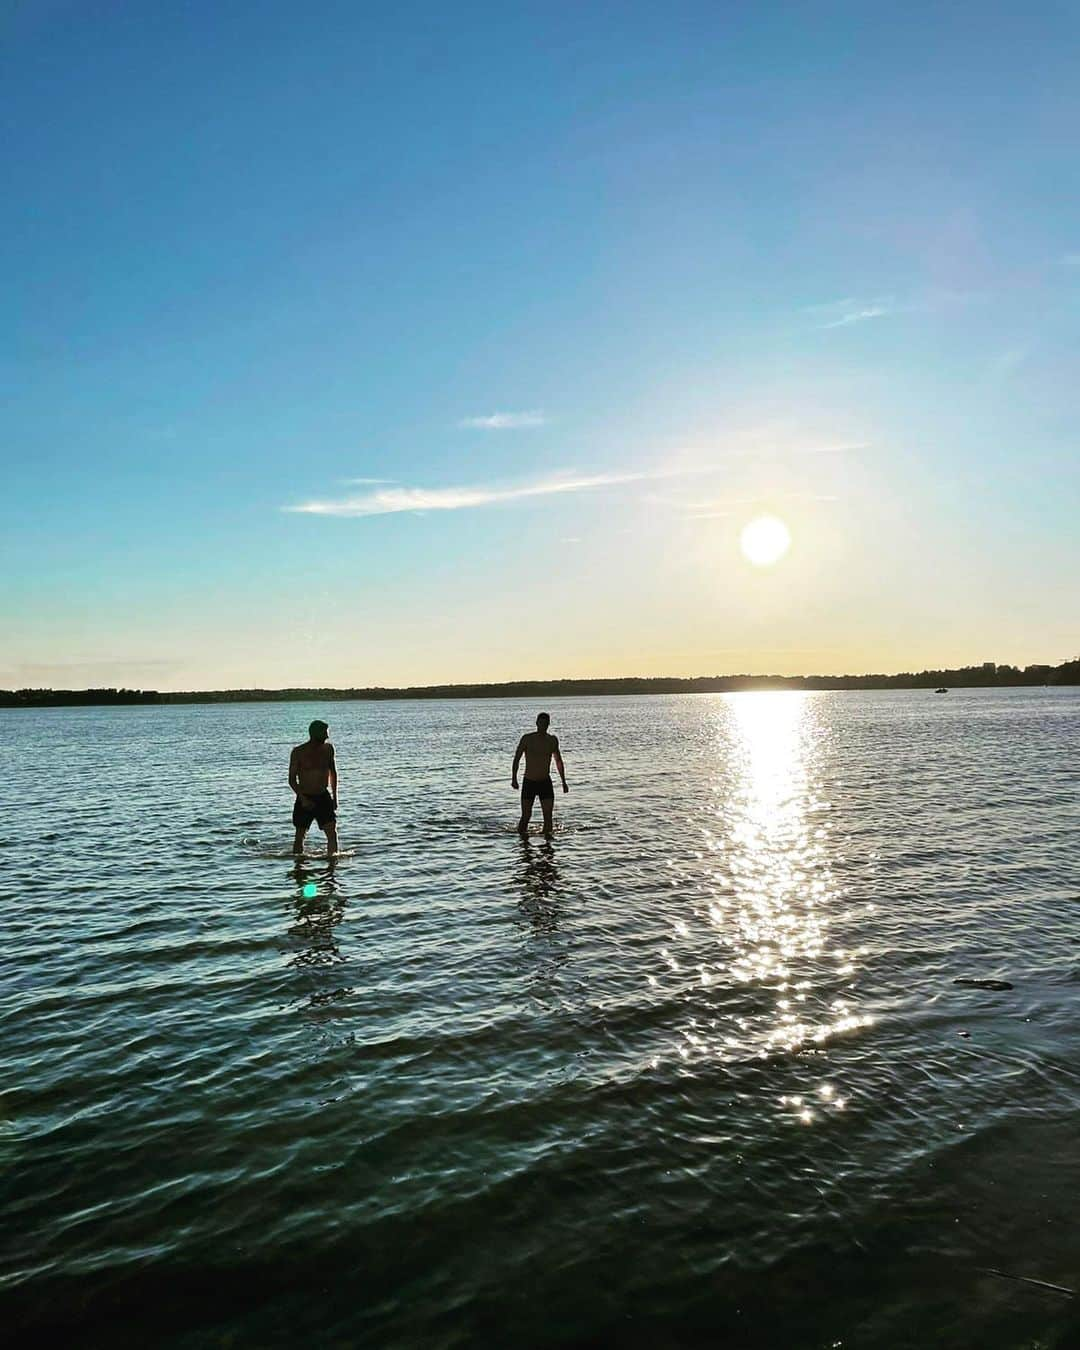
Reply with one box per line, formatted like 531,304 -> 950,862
2,690 -> 1079,1348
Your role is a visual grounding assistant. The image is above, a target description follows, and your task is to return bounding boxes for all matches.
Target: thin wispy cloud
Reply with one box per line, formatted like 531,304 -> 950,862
798,441 -> 871,454
683,491 -> 840,520
816,298 -> 896,329
810,289 -> 980,333
459,411 -> 546,430
990,346 -> 1030,376
287,465 -> 723,519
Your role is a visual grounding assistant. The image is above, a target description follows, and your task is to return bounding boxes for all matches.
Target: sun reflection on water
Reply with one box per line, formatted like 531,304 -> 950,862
723,696 -> 871,1061
651,693 -> 874,1113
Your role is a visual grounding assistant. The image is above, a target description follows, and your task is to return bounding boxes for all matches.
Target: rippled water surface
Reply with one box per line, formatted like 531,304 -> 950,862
3,691 -> 1079,1348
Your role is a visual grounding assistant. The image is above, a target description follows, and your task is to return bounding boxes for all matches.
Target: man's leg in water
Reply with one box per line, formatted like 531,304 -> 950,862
518,792 -> 533,835
293,826 -> 307,855
541,797 -> 554,836
324,819 -> 339,854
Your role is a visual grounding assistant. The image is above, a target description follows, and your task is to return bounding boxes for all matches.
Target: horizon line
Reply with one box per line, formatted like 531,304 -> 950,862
2,659 -> 1076,703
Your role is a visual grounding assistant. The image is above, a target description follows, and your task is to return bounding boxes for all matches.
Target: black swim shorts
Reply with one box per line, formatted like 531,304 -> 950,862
521,775 -> 555,804
293,790 -> 336,830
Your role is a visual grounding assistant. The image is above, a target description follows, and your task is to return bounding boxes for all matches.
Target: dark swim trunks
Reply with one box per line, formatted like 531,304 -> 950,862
293,790 -> 336,830
521,775 -> 555,804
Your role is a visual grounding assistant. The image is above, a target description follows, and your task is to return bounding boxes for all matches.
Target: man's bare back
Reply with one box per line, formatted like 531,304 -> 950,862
518,730 -> 559,781
290,740 -> 334,796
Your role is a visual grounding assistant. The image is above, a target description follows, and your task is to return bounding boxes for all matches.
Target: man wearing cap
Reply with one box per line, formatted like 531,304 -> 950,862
289,720 -> 339,854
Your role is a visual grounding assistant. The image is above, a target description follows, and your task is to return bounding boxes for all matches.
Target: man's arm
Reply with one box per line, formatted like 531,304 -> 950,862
328,744 -> 338,805
288,748 -> 300,795
511,737 -> 525,789
552,737 -> 568,792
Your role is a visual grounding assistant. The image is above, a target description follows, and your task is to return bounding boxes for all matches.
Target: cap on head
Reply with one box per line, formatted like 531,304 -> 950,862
309,719 -> 329,740
536,712 -> 550,729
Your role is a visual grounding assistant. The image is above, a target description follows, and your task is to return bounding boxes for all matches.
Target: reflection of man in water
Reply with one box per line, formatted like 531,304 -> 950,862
289,719 -> 338,855
512,712 -> 568,836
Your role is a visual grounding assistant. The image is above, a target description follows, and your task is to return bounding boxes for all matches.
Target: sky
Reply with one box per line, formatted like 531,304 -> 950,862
2,0 -> 1078,690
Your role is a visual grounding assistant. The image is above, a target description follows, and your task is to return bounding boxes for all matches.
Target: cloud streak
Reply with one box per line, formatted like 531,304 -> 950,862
682,491 -> 840,520
287,466 -> 722,518
806,295 -> 905,329
798,441 -> 871,454
821,302 -> 893,329
459,411 -> 546,430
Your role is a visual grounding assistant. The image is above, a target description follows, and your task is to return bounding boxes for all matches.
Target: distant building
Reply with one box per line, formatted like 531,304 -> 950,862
982,662 -> 996,672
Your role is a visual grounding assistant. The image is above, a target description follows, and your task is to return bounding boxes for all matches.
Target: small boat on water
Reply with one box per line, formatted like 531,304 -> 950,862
935,687 -> 948,693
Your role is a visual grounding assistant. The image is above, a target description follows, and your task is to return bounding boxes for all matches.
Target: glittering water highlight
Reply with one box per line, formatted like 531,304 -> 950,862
2,690 -> 1078,1348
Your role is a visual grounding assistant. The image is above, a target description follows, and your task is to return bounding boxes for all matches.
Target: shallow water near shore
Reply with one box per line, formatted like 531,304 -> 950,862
2,689 -> 1079,1348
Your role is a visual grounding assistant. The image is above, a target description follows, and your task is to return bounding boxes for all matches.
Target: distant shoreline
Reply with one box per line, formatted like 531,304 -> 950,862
3,661 -> 1078,707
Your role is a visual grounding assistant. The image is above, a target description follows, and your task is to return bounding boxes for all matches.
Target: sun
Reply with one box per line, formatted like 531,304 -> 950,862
740,515 -> 791,566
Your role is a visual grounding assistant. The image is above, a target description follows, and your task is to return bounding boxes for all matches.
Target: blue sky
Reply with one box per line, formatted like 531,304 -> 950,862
3,1 -> 1078,688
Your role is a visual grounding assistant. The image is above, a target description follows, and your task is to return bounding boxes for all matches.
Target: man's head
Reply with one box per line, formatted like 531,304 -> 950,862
309,719 -> 329,742
536,712 -> 550,731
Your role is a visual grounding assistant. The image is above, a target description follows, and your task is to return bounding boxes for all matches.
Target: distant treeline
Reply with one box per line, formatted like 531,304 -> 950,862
3,660 -> 1079,707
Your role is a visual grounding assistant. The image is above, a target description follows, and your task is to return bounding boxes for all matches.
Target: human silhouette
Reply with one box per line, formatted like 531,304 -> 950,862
289,719 -> 339,854
511,712 -> 568,836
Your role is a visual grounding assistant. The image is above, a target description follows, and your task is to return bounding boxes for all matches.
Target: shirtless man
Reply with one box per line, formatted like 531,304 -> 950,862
288,719 -> 339,854
512,712 -> 568,836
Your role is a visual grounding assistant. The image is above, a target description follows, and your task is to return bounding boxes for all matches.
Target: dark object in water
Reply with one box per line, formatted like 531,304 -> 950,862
954,977 -> 1014,991
957,1030 -> 971,1038
977,1267 -> 1076,1297
935,687 -> 948,693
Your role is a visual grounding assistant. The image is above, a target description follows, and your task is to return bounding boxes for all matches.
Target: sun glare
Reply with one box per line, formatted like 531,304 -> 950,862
740,515 -> 791,567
